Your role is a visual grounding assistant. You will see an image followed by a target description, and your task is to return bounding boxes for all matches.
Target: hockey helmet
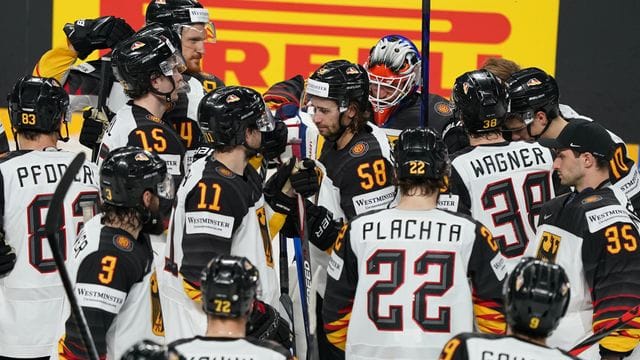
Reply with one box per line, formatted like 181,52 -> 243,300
134,22 -> 182,51
145,0 -> 216,43
365,35 -> 421,111
506,67 -> 560,125
452,69 -> 508,134
120,340 -> 166,360
100,146 -> 174,208
198,86 -> 275,147
505,257 -> 570,338
7,75 -> 70,135
306,59 -> 369,112
201,255 -> 259,318
112,33 -> 187,99
394,127 -> 449,182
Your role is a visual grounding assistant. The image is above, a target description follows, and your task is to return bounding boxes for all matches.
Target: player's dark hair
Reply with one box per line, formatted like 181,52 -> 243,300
100,203 -> 143,230
397,177 -> 443,197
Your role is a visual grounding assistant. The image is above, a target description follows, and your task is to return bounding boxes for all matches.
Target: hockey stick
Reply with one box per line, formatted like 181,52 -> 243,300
420,0 -> 431,128
569,304 -> 640,356
293,192 -> 318,360
45,152 -> 100,360
279,232 -> 297,356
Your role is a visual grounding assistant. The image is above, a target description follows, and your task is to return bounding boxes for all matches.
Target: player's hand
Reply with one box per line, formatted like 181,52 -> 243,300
0,242 -> 16,276
64,16 -> 134,59
264,159 -> 296,214
261,120 -> 288,161
247,300 -> 294,351
79,106 -> 112,149
442,119 -> 469,154
290,159 -> 320,198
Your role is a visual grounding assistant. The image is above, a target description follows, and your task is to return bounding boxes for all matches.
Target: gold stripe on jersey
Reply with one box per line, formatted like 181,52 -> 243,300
269,212 -> 287,239
315,134 -> 325,160
593,318 -> 640,352
183,278 -> 203,303
473,299 -> 506,335
32,47 -> 77,83
150,270 -> 165,337
325,311 -> 350,351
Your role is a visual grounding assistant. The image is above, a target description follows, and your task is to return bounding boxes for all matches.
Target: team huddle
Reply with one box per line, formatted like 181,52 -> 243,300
1,0 -> 640,360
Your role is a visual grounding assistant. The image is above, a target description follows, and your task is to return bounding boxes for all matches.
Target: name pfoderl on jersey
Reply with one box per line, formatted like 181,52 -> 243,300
16,163 -> 97,187
360,218 -> 463,242
585,204 -> 631,232
75,283 -> 126,314
327,251 -> 344,281
468,147 -> 548,177
352,186 -> 395,215
185,211 -> 234,238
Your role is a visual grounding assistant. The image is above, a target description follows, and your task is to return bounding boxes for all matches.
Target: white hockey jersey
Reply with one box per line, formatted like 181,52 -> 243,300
0,149 -> 99,358
444,141 -> 556,269
324,208 -> 508,360
168,336 -> 291,360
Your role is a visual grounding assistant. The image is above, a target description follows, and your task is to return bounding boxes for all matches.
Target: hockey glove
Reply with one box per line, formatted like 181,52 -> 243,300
247,300 -> 294,351
305,201 -> 341,251
263,159 -> 296,214
64,16 -> 134,60
290,159 -> 321,198
442,119 -> 469,154
0,241 -> 16,276
79,106 -> 113,149
261,120 -> 288,161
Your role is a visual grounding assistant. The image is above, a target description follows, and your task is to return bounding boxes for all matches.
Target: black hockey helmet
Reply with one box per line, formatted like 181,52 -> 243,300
112,33 -> 186,100
7,75 -> 70,137
394,127 -> 449,182
201,254 -> 259,318
120,340 -> 166,360
306,59 -> 369,111
100,146 -> 174,208
506,67 -> 560,124
134,22 -> 182,51
505,257 -> 570,338
198,86 -> 275,148
452,69 -> 508,134
145,0 -> 216,43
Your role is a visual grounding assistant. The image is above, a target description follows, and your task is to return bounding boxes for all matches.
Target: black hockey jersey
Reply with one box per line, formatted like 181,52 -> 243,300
439,332 -> 579,360
59,217 -> 157,360
98,103 -> 186,180
526,185 -> 640,355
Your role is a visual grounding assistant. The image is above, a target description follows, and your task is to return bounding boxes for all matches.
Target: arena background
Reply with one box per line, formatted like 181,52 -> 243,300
2,0 -> 639,158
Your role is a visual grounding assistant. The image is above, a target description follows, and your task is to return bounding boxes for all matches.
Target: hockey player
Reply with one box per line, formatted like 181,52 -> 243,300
98,32 -> 188,186
0,75 -> 100,359
439,257 -> 578,360
167,255 -> 292,359
442,69 -> 557,268
365,35 -> 453,139
526,121 -> 640,359
505,67 -> 640,214
265,59 -> 396,358
160,86 -> 282,342
58,146 -> 175,359
323,128 -> 508,359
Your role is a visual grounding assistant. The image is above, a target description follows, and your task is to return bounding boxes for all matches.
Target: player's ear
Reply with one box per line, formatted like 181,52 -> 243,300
535,110 -> 548,126
141,189 -> 154,208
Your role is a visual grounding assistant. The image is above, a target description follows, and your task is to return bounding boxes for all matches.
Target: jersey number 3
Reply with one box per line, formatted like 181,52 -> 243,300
367,249 -> 455,332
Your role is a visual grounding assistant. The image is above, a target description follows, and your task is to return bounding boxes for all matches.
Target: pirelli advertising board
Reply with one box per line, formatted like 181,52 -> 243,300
2,0 -> 638,160
55,0 -> 559,96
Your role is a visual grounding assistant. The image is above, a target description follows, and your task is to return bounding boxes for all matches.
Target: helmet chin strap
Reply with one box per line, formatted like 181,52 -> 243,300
326,111 -> 351,142
150,77 -> 176,104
